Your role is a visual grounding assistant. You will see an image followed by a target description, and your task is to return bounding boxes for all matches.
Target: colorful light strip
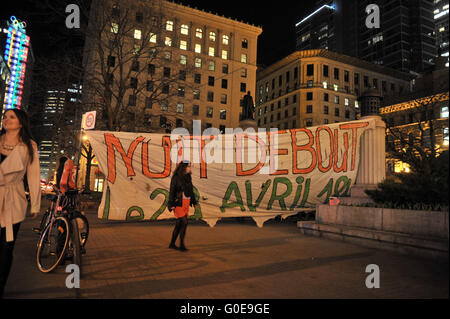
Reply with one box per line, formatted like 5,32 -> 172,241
3,17 -> 30,110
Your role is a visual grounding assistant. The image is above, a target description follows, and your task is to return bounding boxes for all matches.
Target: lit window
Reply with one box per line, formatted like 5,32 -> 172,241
149,33 -> 157,43
334,84 -> 339,91
195,57 -> 202,68
323,81 -> 328,89
241,54 -> 247,64
180,55 -> 187,65
222,35 -> 229,45
345,98 -> 349,106
444,127 -> 449,146
111,23 -> 119,33
196,28 -> 203,38
134,29 -> 141,39
166,21 -> 173,31
177,103 -> 184,113
209,61 -> 215,71
355,100 -> 359,108
209,32 -> 216,41
180,40 -> 187,50
165,37 -> 172,46
195,44 -> 201,53
222,50 -> 228,60
181,24 -> 189,35
441,106 -> 449,118
209,47 -> 215,57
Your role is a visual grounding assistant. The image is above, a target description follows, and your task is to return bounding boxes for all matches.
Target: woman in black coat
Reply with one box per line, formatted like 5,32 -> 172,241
167,161 -> 198,251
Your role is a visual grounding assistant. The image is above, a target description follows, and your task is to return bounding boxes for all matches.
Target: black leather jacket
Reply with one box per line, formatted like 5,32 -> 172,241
168,173 -> 198,211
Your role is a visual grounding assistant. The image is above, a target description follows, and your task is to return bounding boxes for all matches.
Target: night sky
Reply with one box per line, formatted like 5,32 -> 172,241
1,0 -> 316,66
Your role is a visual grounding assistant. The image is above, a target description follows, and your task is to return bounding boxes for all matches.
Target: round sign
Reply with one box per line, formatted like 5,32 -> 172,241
85,113 -> 95,129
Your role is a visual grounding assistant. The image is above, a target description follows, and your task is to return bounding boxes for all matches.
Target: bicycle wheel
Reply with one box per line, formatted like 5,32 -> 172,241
36,216 -> 70,273
77,214 -> 89,248
70,218 -> 82,272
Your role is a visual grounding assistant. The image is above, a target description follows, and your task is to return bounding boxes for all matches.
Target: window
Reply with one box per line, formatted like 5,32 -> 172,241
160,116 -> 167,128
241,68 -> 247,78
165,37 -> 172,46
180,40 -> 187,50
354,73 -> 359,85
334,84 -> 339,91
196,28 -> 203,38
209,47 -> 215,57
134,29 -> 141,40
194,74 -> 201,84
345,98 -> 349,106
334,68 -> 339,80
373,78 -> 378,89
364,76 -> 369,87
222,64 -> 229,74
222,79 -> 228,89
307,80 -> 313,87
323,81 -> 328,89
181,24 -> 189,35
178,87 -> 185,97
324,93 -> 329,102
335,108 -> 340,116
294,67 -> 298,79
241,54 -> 247,64
195,58 -> 202,68
240,83 -> 247,93
222,35 -> 229,45
222,50 -> 228,60
164,51 -> 171,60
441,106 -> 449,118
306,92 -> 313,100
206,107 -> 213,118
209,61 -> 215,71
107,55 -> 115,67
334,95 -> 340,104
149,33 -> 157,43
382,81 -> 387,92
307,105 -> 313,113
220,109 -> 227,119
180,54 -> 187,65
195,44 -> 201,53
345,110 -> 350,119
177,103 -> 184,113
221,94 -> 227,104
277,113 -> 281,120
323,65 -> 329,77
207,91 -> 214,102
176,119 -> 183,128
193,105 -> 199,116
324,119 -> 329,124
324,105 -> 329,114
111,23 -> 118,34
242,39 -> 248,48
344,71 -> 349,82
130,77 -> 137,89
162,85 -> 169,94
208,76 -> 215,86
219,125 -> 226,133
146,80 -> 154,91
209,32 -> 216,41
193,90 -> 200,100
163,67 -> 171,77
306,119 -> 313,127
112,6 -> 120,18
128,94 -> 136,106
307,64 -> 314,76
145,97 -> 152,109
179,70 -> 186,81
166,21 -> 173,31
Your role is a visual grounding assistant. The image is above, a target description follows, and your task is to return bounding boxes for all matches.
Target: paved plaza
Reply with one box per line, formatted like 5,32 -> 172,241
4,209 -> 449,299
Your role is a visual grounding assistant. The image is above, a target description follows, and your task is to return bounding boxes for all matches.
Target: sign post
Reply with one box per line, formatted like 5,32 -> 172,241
75,111 -> 97,188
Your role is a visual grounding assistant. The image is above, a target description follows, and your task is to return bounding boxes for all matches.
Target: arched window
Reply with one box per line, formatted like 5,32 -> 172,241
209,32 -> 216,42
181,24 -> 189,35
222,35 -> 229,45
196,28 -> 203,38
166,20 -> 173,31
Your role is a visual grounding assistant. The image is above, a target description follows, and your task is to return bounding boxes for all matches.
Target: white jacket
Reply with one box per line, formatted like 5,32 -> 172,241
0,141 -> 41,242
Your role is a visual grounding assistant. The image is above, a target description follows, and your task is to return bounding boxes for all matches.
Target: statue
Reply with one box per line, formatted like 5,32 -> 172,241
241,91 -> 255,121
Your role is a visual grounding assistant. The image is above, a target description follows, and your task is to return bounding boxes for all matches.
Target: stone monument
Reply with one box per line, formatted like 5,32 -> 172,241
239,91 -> 257,130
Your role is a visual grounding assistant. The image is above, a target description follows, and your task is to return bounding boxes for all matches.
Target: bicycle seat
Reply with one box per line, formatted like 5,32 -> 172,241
45,194 -> 58,202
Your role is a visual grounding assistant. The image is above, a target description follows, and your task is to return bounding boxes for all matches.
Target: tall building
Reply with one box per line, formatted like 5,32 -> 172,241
434,0 -> 449,65
82,0 -> 262,134
0,16 -> 34,112
296,0 -> 439,74
255,49 -> 414,130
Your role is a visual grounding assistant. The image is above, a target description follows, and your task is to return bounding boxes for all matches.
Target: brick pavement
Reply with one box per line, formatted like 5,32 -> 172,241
3,209 -> 449,299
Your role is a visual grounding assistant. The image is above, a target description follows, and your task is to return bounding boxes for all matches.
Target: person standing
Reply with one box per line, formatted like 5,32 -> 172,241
168,161 -> 198,251
0,109 -> 41,299
55,155 -> 76,194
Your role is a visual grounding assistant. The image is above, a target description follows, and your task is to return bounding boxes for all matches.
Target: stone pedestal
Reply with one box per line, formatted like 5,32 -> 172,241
239,119 -> 258,130
342,115 -> 386,205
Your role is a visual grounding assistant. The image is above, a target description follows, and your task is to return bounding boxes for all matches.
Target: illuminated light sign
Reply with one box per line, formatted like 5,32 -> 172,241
3,16 -> 30,110
295,4 -> 336,27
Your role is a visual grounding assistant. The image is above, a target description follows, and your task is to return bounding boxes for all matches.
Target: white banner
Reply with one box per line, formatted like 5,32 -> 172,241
86,119 -> 375,227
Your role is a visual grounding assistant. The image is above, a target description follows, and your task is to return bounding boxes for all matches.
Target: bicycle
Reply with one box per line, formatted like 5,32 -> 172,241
36,187 -> 89,274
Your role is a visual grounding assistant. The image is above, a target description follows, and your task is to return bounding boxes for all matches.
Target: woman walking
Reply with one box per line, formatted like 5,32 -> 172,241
0,109 -> 41,299
168,161 -> 198,251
